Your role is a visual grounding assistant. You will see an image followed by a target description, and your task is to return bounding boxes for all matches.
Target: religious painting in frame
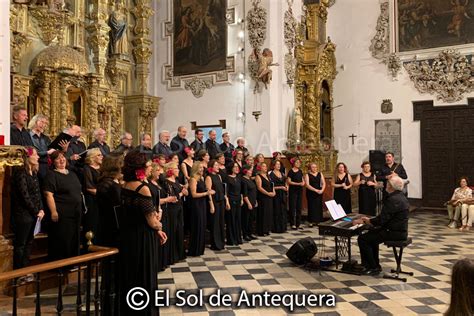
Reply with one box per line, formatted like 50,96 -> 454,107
375,119 -> 402,163
172,0 -> 228,77
395,0 -> 474,53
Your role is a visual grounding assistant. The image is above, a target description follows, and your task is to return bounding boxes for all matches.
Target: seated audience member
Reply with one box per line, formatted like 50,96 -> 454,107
10,105 -> 33,147
171,126 -> 190,163
88,128 -> 110,157
114,132 -> 133,155
444,258 -> 474,316
153,130 -> 173,158
43,150 -> 82,260
11,147 -> 44,271
220,132 -> 235,166
354,176 -> 409,275
205,130 -> 222,159
190,129 -> 206,153
447,177 -> 472,229
28,114 -> 54,179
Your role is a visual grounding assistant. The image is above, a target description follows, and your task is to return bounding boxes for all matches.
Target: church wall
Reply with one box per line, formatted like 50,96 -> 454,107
327,0 -> 474,199
0,4 -> 10,142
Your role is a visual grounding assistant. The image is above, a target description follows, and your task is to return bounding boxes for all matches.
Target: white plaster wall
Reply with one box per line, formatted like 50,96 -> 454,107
0,1 -> 10,143
327,0 -> 474,199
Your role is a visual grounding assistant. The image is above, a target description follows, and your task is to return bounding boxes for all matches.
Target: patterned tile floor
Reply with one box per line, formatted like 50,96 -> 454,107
2,210 -> 472,315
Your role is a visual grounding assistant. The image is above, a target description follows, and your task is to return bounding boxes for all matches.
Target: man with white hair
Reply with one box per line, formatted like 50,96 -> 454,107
65,125 -> 87,179
114,132 -> 134,155
153,130 -> 172,158
170,126 -> 189,162
28,114 -> 54,178
354,175 -> 409,276
88,128 -> 110,156
235,137 -> 249,158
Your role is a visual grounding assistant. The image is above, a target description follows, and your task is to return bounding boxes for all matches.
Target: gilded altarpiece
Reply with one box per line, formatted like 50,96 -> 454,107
286,0 -> 338,175
9,0 -> 159,146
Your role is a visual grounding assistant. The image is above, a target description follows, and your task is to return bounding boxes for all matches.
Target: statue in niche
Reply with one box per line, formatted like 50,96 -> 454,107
108,0 -> 129,57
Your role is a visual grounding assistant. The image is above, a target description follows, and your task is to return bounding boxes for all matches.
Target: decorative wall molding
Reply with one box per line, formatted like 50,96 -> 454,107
369,1 -> 389,61
161,6 -> 236,98
403,50 -> 474,103
283,0 -> 297,86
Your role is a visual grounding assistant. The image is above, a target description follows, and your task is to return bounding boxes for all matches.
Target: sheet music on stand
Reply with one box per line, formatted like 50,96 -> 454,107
325,200 -> 346,221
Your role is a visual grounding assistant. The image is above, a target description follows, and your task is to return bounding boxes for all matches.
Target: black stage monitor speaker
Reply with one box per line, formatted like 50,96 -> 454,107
369,150 -> 386,174
286,237 -> 318,265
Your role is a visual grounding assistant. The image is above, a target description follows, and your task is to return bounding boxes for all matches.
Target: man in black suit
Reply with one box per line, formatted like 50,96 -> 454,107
205,129 -> 221,159
220,132 -> 234,167
153,130 -> 173,158
138,133 -> 153,160
354,176 -> 409,275
10,106 -> 33,146
235,137 -> 249,159
88,128 -> 110,156
65,125 -> 87,181
377,152 -> 408,196
114,132 -> 134,155
171,126 -> 190,163
190,129 -> 206,153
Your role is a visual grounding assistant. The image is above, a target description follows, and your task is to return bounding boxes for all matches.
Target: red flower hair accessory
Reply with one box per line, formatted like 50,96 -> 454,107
47,157 -> 52,167
232,150 -> 237,157
290,158 -> 296,165
272,152 -> 279,158
256,165 -> 262,171
26,147 -> 34,157
152,158 -> 161,164
207,167 -> 214,174
135,169 -> 146,181
242,168 -> 249,175
184,147 -> 192,154
166,169 -> 174,178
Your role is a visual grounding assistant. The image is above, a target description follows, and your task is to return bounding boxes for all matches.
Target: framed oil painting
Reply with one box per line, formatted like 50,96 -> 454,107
395,0 -> 474,52
173,0 -> 228,76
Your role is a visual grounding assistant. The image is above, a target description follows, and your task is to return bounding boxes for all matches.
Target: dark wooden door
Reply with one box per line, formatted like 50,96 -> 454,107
414,99 -> 474,207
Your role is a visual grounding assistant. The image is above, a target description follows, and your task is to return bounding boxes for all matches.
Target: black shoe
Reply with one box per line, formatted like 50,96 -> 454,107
309,223 -> 314,228
363,268 -> 381,276
244,236 -> 252,242
250,235 -> 258,240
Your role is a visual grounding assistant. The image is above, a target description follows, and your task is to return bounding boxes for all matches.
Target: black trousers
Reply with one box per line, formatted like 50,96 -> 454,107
241,204 -> 255,237
357,229 -> 407,269
12,215 -> 36,269
289,189 -> 302,227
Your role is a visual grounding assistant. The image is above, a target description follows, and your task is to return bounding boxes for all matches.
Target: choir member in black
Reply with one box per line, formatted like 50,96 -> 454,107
181,147 -> 195,234
82,148 -> 103,246
354,161 -> 377,216
245,156 -> 255,179
28,114 -> 53,179
113,132 -> 134,155
255,162 -> 275,236
272,151 -> 286,175
153,130 -> 173,158
220,132 -> 235,166
120,151 -> 166,316
205,130 -> 222,159
241,166 -> 258,241
206,160 -> 227,250
11,147 -> 45,271
305,162 -> 326,226
65,125 -> 87,181
287,158 -> 305,229
88,128 -> 110,157
10,106 -> 33,147
164,162 -> 188,263
378,152 -> 408,197
225,163 -> 243,245
269,160 -> 288,233
252,153 -> 265,177
190,129 -> 206,153
43,150 -> 82,260
331,162 -> 353,214
196,150 -> 210,176
138,133 -> 153,161
95,153 -> 123,315
235,137 -> 249,159
234,149 -> 244,171
216,153 -> 228,179
188,162 -> 214,256
171,126 -> 190,163
169,153 -> 186,185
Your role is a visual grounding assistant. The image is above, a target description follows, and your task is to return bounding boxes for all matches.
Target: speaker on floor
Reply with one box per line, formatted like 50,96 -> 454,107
369,150 -> 386,174
286,237 -> 318,265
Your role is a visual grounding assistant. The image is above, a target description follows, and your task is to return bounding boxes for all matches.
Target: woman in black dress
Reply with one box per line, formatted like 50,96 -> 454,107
164,162 -> 188,264
11,147 -> 45,270
269,160 -> 287,233
83,148 -> 103,246
252,153 -> 265,177
287,158 -> 305,229
354,161 -> 377,216
255,162 -> 275,236
233,149 -> 244,171
119,151 -> 165,316
181,147 -> 194,236
205,160 -> 227,250
216,153 -> 228,179
331,162 -> 353,214
305,162 -> 326,227
241,165 -> 257,241
225,163 -> 243,245
188,162 -> 213,256
196,150 -> 210,176
272,151 -> 286,175
43,150 -> 82,260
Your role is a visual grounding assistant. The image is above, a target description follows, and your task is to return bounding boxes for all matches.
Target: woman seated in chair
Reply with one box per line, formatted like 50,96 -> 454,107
447,177 -> 472,229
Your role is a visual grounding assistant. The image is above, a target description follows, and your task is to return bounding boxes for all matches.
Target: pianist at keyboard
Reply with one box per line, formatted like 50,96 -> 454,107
353,176 -> 409,276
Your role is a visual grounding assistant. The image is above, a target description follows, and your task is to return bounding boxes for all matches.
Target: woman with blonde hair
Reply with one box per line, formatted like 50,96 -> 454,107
305,162 -> 326,227
188,162 -> 214,256
83,147 -> 103,245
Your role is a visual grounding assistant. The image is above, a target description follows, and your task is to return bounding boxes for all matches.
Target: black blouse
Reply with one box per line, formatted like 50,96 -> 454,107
288,168 -> 304,191
241,177 -> 257,207
83,165 -> 100,196
208,174 -> 225,202
11,168 -> 43,218
225,175 -> 242,202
